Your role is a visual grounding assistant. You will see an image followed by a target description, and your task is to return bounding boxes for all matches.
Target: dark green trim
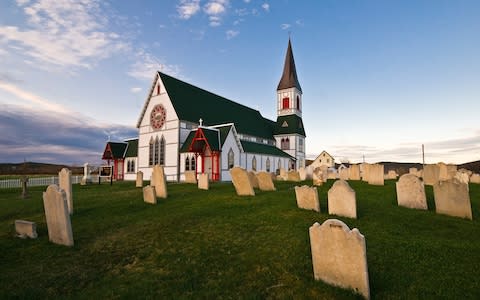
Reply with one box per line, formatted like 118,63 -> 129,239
241,141 -> 293,159
274,115 -> 306,136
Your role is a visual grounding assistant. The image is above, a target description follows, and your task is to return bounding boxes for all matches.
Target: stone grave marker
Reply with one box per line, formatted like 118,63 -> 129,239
339,168 -> 349,181
198,173 -> 209,190
184,170 -> 197,184
59,168 -> 73,214
312,168 -> 324,186
287,170 -> 301,182
20,176 -> 28,199
15,220 -> 38,239
248,171 -> 259,188
309,219 -> 370,299
454,171 -> 469,186
328,180 -> 357,219
349,165 -> 361,181
136,171 -> 144,187
367,164 -> 384,186
409,167 -> 418,175
386,170 -> 398,180
256,172 -> 276,191
43,184 -> 74,246
230,167 -> 255,196
298,167 -> 307,181
396,174 -> 427,210
361,163 -> 370,182
433,179 -> 472,220
438,162 -> 450,181
279,168 -> 287,181
152,165 -> 167,198
143,185 -> 157,204
295,185 -> 320,212
423,164 -> 439,185
327,170 -> 338,180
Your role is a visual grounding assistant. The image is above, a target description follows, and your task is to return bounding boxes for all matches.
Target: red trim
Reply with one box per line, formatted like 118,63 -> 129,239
185,128 -> 220,181
282,97 -> 289,109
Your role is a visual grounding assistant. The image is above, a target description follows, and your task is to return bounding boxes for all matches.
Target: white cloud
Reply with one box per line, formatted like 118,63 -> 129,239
0,0 -> 128,70
177,0 -> 201,19
204,0 -> 229,27
226,30 -> 239,40
261,3 -> 270,12
296,19 -> 304,26
130,87 -> 142,93
244,0 -> 251,3
128,50 -> 180,81
281,23 -> 291,30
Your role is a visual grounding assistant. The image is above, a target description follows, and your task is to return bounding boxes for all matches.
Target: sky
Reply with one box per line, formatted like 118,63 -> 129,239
0,0 -> 479,166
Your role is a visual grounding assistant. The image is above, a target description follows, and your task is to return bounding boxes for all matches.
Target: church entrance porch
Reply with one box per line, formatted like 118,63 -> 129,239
183,127 -> 221,181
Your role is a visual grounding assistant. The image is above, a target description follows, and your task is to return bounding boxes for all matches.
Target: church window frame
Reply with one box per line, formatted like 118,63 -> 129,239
296,95 -> 300,110
228,148 -> 235,169
149,138 -> 155,166
282,97 -> 289,109
185,156 -> 190,171
191,156 -> 196,171
252,156 -> 257,171
281,137 -> 290,150
159,136 -> 166,166
266,158 -> 271,172
154,137 -> 160,165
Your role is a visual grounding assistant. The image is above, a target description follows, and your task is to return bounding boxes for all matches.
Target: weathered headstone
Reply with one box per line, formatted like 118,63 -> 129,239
433,179 -> 472,220
454,171 -> 469,186
136,171 -> 144,187
81,162 -> 92,185
279,168 -> 287,181
386,170 -> 398,180
184,170 -> 197,184
470,173 -> 480,184
287,171 -> 301,182
339,168 -> 349,181
328,180 -> 357,219
446,164 -> 457,179
327,170 -> 338,180
58,168 -> 73,214
312,168 -> 324,186
367,164 -> 384,186
15,220 -> 38,239
248,171 -> 259,188
396,174 -> 427,210
361,163 -> 370,182
230,167 -> 255,196
20,176 -> 28,199
152,165 -> 167,198
256,172 -> 276,191
43,184 -> 74,246
423,164 -> 439,186
349,165 -> 361,181
143,185 -> 157,204
298,167 -> 307,181
409,167 -> 418,175
437,162 -> 449,181
295,185 -> 320,212
309,219 -> 370,299
198,173 -> 209,190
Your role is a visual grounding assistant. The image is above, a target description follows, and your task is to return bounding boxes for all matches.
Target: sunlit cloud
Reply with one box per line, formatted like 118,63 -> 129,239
128,50 -> 180,80
281,23 -> 291,30
177,0 -> 201,19
261,3 -> 270,12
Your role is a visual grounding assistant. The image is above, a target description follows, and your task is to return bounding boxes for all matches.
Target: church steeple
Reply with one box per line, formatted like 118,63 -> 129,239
277,38 -> 302,92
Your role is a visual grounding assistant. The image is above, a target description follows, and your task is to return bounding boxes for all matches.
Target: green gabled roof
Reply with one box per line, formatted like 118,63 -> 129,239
125,139 -> 138,157
216,125 -> 232,146
159,72 -> 275,140
241,140 -> 293,159
179,131 -> 195,153
274,115 -> 306,136
179,128 -> 220,153
103,142 -> 127,160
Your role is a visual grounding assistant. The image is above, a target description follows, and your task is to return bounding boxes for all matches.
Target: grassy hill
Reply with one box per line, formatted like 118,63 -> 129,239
0,162 -> 83,175
1,180 -> 479,298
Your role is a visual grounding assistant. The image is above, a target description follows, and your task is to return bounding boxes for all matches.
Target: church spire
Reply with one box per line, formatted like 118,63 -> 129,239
277,38 -> 302,92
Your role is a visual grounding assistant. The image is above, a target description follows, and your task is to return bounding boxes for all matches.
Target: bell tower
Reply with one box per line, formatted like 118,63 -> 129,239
274,38 -> 306,169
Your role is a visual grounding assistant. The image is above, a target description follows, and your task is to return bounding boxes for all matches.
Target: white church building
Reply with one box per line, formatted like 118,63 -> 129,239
102,39 -> 306,182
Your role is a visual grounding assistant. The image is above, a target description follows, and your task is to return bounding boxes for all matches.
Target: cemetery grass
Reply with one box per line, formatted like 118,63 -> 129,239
1,180 -> 479,299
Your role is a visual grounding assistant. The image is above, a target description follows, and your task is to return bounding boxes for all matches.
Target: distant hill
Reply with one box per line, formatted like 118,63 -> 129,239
458,160 -> 480,174
0,162 -> 84,175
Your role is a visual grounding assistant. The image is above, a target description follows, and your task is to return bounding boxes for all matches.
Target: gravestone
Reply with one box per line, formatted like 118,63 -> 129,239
58,168 -> 73,214
248,171 -> 259,188
446,164 -> 457,179
287,171 -> 301,182
327,171 -> 338,180
339,168 -> 349,181
184,170 -> 197,184
367,164 -> 384,186
298,167 -> 307,181
312,168 -> 324,186
256,172 -> 276,191
423,164 -> 439,186
409,167 -> 418,175
437,162 -> 449,181
470,173 -> 480,184
81,163 -> 92,185
295,185 -> 320,212
136,171 -> 144,187
328,180 -> 357,219
349,165 -> 361,181
309,219 -> 370,299
454,171 -> 469,186
143,185 -> 157,204
20,176 -> 28,199
386,170 -> 398,180
433,179 -> 472,220
15,220 -> 38,239
361,163 -> 370,182
396,174 -> 427,210
230,167 -> 255,196
279,168 -> 287,181
198,173 -> 209,190
152,165 -> 167,198
43,184 -> 74,246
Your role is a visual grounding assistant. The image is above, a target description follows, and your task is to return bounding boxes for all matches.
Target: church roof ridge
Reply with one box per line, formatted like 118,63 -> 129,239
277,38 -> 302,92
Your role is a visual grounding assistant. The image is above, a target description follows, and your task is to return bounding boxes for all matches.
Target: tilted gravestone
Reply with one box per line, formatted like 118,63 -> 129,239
279,168 -> 287,181
198,173 -> 209,190
248,171 -> 259,188
309,219 -> 370,299
230,167 -> 255,196
433,179 -> 472,220
20,176 -> 29,199
295,185 -> 320,212
43,184 -> 74,246
59,168 -> 73,214
136,171 -> 143,188
15,220 -> 38,239
143,185 -> 157,204
423,164 -> 440,186
328,180 -> 357,219
152,165 -> 167,198
386,170 -> 398,180
256,172 -> 276,191
367,164 -> 384,186
409,167 -> 418,175
454,171 -> 469,186
287,171 -> 301,182
349,165 -> 361,181
396,174 -> 427,210
184,171 -> 197,184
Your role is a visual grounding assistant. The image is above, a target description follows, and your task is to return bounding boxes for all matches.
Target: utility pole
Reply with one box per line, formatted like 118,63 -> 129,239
422,144 -> 425,167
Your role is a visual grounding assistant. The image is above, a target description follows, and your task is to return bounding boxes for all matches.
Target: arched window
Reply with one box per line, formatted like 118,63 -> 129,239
149,138 -> 154,166
131,160 -> 135,172
281,137 -> 289,150
159,136 -> 166,165
154,137 -> 160,165
282,97 -> 289,109
228,148 -> 234,169
157,83 -> 160,95
185,157 -> 190,171
252,156 -> 257,171
296,95 -> 300,110
266,158 -> 271,172
191,156 -> 196,171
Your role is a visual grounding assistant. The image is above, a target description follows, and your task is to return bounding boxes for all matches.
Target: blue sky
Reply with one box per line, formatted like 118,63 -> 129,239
0,0 -> 479,165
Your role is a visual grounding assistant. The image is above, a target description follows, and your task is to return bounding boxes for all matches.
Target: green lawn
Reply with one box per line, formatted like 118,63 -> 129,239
0,179 -> 479,299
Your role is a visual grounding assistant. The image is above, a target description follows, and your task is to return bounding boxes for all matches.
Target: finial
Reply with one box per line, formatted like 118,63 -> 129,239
199,118 -> 203,126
